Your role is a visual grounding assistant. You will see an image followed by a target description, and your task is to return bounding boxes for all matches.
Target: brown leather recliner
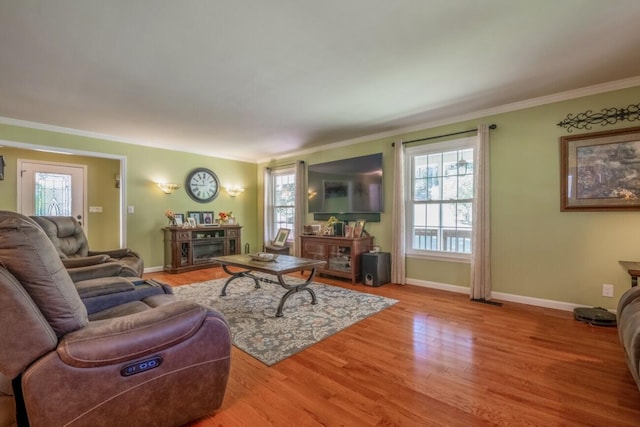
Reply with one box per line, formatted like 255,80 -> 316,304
30,215 -> 144,278
0,211 -> 232,427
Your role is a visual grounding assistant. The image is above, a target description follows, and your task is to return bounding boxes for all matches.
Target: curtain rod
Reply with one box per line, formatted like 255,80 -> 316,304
394,124 -> 497,146
266,160 -> 304,170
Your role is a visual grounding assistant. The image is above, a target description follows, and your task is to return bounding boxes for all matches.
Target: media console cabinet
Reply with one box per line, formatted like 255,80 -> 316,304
163,225 -> 241,273
299,234 -> 373,284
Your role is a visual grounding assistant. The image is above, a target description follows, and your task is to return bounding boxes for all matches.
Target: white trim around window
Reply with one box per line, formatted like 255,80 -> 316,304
405,136 -> 476,262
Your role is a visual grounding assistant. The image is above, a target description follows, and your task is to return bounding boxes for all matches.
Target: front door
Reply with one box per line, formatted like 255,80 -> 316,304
18,159 -> 87,227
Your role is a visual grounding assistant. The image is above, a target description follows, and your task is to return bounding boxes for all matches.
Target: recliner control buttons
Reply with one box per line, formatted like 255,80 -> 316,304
120,356 -> 162,376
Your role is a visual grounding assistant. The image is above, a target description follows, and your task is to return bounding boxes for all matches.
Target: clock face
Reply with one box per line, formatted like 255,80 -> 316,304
186,168 -> 220,203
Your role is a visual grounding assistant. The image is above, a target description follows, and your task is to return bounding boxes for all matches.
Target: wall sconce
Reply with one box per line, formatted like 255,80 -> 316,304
225,186 -> 245,197
156,182 -> 182,194
308,189 -> 317,200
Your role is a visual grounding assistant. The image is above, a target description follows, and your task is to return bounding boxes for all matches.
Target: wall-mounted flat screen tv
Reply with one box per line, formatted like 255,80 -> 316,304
307,153 -> 383,213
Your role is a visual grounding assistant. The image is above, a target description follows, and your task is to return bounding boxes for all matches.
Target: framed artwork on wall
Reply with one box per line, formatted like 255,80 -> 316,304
561,126 -> 640,211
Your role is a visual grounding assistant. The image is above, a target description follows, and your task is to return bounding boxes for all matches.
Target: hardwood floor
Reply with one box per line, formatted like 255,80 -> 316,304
146,268 -> 640,426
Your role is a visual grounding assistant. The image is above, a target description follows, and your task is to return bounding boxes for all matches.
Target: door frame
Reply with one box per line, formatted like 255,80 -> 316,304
1,138 -> 128,248
17,159 -> 89,232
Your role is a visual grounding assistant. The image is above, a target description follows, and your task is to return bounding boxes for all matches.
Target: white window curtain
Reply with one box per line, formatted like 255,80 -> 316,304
391,140 -> 406,284
294,161 -> 306,257
263,167 -> 273,249
470,124 -> 491,300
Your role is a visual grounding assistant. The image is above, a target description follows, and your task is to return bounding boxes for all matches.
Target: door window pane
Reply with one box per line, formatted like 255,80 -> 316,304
35,172 -> 72,216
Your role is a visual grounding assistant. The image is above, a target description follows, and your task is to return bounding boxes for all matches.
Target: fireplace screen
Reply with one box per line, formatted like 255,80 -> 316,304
193,239 -> 224,264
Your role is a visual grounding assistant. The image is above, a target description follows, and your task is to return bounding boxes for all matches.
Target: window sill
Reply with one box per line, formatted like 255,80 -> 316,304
406,250 -> 471,264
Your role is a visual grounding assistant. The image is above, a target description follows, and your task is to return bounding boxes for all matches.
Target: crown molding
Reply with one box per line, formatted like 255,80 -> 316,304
259,75 -> 640,163
2,75 -> 639,165
0,116 -> 255,163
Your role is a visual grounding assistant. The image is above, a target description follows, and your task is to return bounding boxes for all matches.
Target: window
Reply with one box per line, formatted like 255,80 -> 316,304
406,137 -> 475,258
270,169 -> 295,240
35,172 -> 73,216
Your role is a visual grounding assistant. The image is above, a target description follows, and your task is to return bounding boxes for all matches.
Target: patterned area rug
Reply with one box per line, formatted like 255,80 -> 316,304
172,274 -> 398,366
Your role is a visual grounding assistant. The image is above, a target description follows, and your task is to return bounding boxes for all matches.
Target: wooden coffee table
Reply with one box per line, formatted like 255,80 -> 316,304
213,254 -> 325,317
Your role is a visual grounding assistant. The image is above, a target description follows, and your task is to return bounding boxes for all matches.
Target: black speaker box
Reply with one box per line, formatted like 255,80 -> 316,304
361,252 -> 391,287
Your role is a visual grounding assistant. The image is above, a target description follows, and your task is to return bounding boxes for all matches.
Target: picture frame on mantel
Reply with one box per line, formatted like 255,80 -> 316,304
560,126 -> 640,211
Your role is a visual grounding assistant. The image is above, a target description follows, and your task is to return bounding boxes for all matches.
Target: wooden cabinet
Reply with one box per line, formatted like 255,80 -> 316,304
300,235 -> 373,284
163,225 -> 241,273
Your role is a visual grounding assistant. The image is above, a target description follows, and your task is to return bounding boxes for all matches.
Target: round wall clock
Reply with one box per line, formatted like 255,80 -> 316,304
185,167 -> 220,203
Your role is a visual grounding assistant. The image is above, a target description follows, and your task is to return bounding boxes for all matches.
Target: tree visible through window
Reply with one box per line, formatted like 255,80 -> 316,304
407,138 -> 474,255
272,172 -> 295,238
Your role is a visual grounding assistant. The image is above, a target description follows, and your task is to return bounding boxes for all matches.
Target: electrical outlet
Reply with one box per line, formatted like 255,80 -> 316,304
602,284 -> 614,297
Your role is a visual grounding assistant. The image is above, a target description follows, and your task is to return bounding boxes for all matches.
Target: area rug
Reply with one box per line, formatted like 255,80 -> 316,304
172,274 -> 398,366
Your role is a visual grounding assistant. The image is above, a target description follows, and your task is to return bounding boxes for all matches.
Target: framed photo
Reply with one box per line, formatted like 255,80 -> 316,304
353,219 -> 366,237
273,228 -> 291,247
333,221 -> 344,236
344,224 -> 353,238
202,211 -> 214,225
174,213 -> 184,226
187,211 -> 202,225
561,126 -> 640,211
187,217 -> 197,228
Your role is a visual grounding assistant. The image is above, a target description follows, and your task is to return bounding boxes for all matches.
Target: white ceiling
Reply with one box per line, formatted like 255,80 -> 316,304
1,1 -> 640,163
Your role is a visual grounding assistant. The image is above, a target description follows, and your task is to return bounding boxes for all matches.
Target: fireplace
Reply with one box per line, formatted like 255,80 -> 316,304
192,238 -> 224,264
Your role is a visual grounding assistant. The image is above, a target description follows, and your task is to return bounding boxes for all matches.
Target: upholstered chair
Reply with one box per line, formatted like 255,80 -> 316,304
0,374 -> 15,427
30,215 -> 144,278
0,211 -> 231,427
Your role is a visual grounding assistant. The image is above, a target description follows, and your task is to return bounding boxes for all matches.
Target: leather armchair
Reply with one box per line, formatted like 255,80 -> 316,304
0,211 -> 231,427
30,215 -> 144,278
618,285 -> 640,392
0,374 -> 15,427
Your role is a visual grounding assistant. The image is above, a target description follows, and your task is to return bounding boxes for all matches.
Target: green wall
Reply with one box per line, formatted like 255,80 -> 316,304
2,84 -> 639,309
0,125 -> 258,267
0,146 -> 120,249
260,85 -> 640,309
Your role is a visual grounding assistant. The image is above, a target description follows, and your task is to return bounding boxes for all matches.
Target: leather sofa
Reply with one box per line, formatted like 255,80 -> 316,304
29,216 -> 172,314
0,211 -> 232,426
618,286 -> 640,392
30,215 -> 144,278
0,374 -> 15,427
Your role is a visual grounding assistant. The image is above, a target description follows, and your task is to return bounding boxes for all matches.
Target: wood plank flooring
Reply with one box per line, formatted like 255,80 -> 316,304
145,268 -> 640,426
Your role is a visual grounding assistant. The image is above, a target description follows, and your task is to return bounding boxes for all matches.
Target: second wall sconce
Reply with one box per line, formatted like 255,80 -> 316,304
225,186 -> 245,197
157,182 -> 182,194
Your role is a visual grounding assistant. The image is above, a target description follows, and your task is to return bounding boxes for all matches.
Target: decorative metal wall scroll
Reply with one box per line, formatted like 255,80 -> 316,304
557,102 -> 640,132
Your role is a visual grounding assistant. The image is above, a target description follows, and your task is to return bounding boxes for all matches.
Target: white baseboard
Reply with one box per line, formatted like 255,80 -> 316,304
405,277 -> 591,313
144,265 -> 165,273
142,269 -> 600,313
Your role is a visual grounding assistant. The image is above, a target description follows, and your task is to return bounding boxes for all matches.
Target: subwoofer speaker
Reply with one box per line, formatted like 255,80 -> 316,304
361,252 -> 390,287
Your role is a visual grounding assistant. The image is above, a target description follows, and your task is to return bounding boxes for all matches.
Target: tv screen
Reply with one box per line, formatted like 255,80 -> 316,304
308,153 -> 383,213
